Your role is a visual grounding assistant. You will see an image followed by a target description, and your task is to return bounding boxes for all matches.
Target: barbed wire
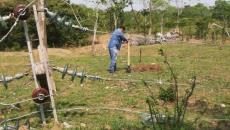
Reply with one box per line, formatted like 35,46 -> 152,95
1,65 -> 224,110
0,18 -> 19,43
0,1 -> 228,128
51,65 -> 197,87
51,65 -> 229,91
0,69 -> 31,89
56,106 -> 144,114
0,0 -> 36,43
0,111 -> 40,125
1,105 -> 230,126
59,0 -> 82,27
0,95 -> 51,109
0,65 -> 225,111
0,72 -> 29,82
0,106 -> 145,125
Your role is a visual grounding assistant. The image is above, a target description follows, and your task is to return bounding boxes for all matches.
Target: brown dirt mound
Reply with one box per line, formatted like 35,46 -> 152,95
131,63 -> 161,72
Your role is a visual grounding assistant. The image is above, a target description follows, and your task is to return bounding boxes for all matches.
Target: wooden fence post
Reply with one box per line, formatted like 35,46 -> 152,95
34,0 -> 59,123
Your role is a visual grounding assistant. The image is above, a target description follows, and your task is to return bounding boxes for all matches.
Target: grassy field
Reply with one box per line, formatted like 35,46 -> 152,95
0,42 -> 230,129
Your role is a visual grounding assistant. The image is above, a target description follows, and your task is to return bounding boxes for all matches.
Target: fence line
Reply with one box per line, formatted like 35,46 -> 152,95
1,105 -> 230,126
51,66 -> 193,87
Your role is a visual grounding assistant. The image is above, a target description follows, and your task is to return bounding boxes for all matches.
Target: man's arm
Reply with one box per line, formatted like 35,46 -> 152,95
119,32 -> 128,43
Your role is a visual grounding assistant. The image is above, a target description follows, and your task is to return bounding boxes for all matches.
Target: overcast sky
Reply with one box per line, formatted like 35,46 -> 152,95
70,0 -> 216,10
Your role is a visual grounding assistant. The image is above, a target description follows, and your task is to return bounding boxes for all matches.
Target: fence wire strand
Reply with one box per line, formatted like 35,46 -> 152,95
0,95 -> 51,107
1,106 -> 230,126
0,0 -> 36,43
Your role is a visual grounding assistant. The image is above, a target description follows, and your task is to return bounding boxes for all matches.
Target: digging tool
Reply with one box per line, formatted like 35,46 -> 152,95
126,37 -> 131,73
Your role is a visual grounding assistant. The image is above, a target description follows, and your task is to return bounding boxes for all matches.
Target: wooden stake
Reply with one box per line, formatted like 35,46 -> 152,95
127,40 -> 131,73
23,21 -> 39,89
128,41 -> 130,66
139,48 -> 142,63
23,20 -> 46,125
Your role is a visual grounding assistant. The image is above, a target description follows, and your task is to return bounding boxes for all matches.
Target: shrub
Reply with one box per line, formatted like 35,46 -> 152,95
159,87 -> 175,102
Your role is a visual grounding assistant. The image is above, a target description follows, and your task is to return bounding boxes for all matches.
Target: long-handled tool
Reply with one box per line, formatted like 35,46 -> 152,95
126,38 -> 131,73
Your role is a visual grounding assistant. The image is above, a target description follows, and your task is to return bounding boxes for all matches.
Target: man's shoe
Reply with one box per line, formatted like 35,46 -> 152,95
114,64 -> 117,71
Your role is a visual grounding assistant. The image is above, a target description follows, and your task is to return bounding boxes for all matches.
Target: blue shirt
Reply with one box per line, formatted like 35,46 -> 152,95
108,29 -> 127,50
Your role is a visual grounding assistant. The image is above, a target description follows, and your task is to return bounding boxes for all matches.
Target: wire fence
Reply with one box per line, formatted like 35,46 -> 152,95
0,95 -> 51,107
1,64 -> 228,107
1,105 -> 229,127
59,0 -> 82,27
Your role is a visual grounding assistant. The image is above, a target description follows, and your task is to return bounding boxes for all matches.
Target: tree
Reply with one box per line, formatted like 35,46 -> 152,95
212,0 -> 230,44
212,0 -> 230,23
106,0 -> 129,30
148,0 -> 169,35
180,3 -> 212,40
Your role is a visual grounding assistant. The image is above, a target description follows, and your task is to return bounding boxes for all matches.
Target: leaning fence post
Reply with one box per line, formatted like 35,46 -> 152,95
22,20 -> 46,125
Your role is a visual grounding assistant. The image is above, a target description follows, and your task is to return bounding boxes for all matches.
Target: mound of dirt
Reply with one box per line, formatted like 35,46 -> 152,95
131,63 -> 161,72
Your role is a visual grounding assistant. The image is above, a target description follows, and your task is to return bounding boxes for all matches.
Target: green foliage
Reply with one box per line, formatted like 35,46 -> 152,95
195,18 -> 210,39
0,0 -> 92,50
105,0 -> 129,30
180,3 -> 212,39
159,87 -> 175,102
0,0 -> 229,50
144,49 -> 198,130
212,0 -> 230,21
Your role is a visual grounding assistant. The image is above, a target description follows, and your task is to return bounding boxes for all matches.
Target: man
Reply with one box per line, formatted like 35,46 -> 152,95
108,26 -> 128,73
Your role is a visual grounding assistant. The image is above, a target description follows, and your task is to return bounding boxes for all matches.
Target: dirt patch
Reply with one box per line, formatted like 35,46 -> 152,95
131,63 -> 161,72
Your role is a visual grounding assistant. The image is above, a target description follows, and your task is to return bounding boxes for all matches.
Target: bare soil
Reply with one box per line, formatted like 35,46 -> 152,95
131,64 -> 161,72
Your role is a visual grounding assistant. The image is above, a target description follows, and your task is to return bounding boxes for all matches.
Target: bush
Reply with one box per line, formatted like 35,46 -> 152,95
159,87 -> 175,102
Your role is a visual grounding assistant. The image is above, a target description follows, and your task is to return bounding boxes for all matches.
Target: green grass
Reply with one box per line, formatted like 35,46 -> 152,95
0,43 -> 230,129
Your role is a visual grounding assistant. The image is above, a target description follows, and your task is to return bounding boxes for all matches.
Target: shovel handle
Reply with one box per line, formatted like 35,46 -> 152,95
127,41 -> 130,66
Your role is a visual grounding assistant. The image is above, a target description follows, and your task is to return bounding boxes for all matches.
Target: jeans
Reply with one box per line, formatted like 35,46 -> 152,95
108,47 -> 118,72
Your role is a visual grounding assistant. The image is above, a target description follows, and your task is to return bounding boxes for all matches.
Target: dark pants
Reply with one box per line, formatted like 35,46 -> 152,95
108,47 -> 118,72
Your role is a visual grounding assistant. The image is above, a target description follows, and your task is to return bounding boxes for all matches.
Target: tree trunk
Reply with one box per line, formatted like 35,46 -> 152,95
114,12 -> 117,29
161,14 -> 164,34
148,0 -> 153,35
92,5 -> 99,56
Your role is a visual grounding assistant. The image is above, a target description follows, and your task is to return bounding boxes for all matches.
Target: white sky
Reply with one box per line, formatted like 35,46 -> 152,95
70,0 -> 216,10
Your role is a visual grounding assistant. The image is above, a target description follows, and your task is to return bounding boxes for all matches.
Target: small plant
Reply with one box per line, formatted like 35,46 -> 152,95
159,87 -> 175,102
143,49 -> 197,130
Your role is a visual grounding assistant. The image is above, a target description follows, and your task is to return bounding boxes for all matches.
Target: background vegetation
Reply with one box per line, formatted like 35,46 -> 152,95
0,0 -> 229,50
